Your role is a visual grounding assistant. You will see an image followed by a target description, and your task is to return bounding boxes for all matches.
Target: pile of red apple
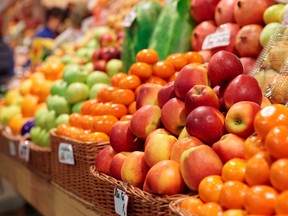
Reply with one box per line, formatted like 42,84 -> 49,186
190,0 -> 281,75
94,50 -> 270,196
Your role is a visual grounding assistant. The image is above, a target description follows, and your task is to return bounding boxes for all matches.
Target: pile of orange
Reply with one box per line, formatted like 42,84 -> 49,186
56,49 -> 205,142
179,104 -> 288,216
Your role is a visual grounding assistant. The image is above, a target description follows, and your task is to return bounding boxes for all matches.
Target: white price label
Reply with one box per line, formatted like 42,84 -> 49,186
122,10 -> 137,28
114,187 -> 129,216
9,141 -> 16,156
58,143 -> 75,165
202,30 -> 230,50
18,141 -> 30,162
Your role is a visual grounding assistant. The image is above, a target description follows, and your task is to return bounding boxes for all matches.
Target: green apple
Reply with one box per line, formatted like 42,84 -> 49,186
30,126 -> 50,147
86,71 -> 110,88
46,95 -> 71,115
72,101 -> 85,113
84,62 -> 94,73
65,82 -> 89,104
89,83 -> 110,99
260,22 -> 281,47
86,39 -> 98,49
50,80 -> 68,97
34,109 -> 56,130
63,64 -> 89,84
0,105 -> 21,126
92,26 -> 111,39
55,113 -> 70,127
263,4 -> 285,24
76,47 -> 94,63
106,59 -> 124,77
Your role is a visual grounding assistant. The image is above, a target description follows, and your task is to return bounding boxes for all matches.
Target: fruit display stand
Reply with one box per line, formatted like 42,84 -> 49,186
90,166 -> 191,215
50,130 -> 109,207
0,152 -> 100,216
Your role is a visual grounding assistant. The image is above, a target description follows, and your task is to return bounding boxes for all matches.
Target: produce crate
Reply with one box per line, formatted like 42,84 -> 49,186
169,198 -> 195,216
90,165 -> 190,215
28,141 -> 51,180
50,130 -> 109,206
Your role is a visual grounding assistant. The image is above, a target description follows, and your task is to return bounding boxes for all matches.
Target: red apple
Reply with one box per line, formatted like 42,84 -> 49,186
212,133 -> 245,163
109,121 -> 144,153
180,145 -> 223,191
144,132 -> 177,167
240,57 -> 256,75
208,50 -> 243,88
186,106 -> 225,145
99,32 -> 117,48
170,136 -> 204,163
136,83 -> 162,110
235,24 -> 263,58
215,0 -> 237,25
99,47 -> 120,62
109,152 -> 131,180
144,128 -> 172,149
157,81 -> 177,108
223,74 -> 262,109
161,98 -> 187,136
225,101 -> 261,138
91,48 -> 101,62
191,20 -> 217,51
129,105 -> 162,139
95,145 -> 117,175
121,151 -> 150,188
143,160 -> 186,195
191,0 -> 220,23
174,64 -> 209,99
211,23 -> 240,55
185,84 -> 220,115
93,60 -> 107,72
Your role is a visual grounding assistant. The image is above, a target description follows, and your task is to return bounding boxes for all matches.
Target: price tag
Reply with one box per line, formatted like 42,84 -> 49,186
8,141 -> 16,156
202,30 -> 230,50
122,10 -> 137,28
58,143 -> 75,165
18,141 -> 30,162
114,187 -> 129,216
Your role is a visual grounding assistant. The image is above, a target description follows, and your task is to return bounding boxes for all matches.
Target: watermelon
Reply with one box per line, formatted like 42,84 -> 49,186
121,1 -> 163,72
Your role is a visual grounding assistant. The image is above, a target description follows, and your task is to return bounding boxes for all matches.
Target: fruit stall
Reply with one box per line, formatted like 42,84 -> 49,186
1,0 -> 288,215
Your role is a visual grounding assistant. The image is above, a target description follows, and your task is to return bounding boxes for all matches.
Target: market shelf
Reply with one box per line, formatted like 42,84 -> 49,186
0,153 -> 100,216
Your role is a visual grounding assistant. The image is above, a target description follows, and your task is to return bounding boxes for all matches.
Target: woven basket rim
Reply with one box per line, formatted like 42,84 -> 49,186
169,197 -> 198,216
28,141 -> 51,152
90,165 -> 191,203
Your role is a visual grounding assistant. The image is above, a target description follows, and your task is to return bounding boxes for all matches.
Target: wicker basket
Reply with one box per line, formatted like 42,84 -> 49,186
90,165 -> 190,215
169,198 -> 196,216
28,141 -> 51,180
50,130 -> 108,205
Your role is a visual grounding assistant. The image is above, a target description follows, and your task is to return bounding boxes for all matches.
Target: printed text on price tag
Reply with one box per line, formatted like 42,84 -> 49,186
58,143 -> 75,165
202,30 -> 230,50
114,187 -> 129,216
18,141 -> 30,162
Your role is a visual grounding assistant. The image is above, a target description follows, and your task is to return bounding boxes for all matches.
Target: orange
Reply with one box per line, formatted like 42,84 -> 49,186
219,180 -> 248,209
97,86 -> 118,102
136,49 -> 159,64
111,72 -> 128,87
221,158 -> 247,182
80,115 -> 95,130
80,131 -> 109,143
198,202 -> 223,216
244,185 -> 278,215
8,114 -> 28,135
106,103 -> 128,118
254,104 -> 288,138
21,94 -> 39,117
222,209 -> 246,216
185,51 -> 204,64
135,84 -> 143,97
128,62 -> 152,79
265,125 -> 288,159
152,60 -> 175,79
245,152 -> 271,186
40,62 -> 64,80
179,196 -> 203,215
67,126 -> 85,140
270,159 -> 288,192
243,133 -> 266,159
120,115 -> 133,121
93,115 -> 118,135
81,99 -> 98,115
168,71 -> 179,82
128,101 -> 137,114
145,76 -> 167,86
56,123 -> 70,136
37,79 -> 53,102
69,113 -> 83,128
198,175 -> 224,203
166,53 -> 189,71
110,89 -> 135,106
275,190 -> 288,215
118,74 -> 141,90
